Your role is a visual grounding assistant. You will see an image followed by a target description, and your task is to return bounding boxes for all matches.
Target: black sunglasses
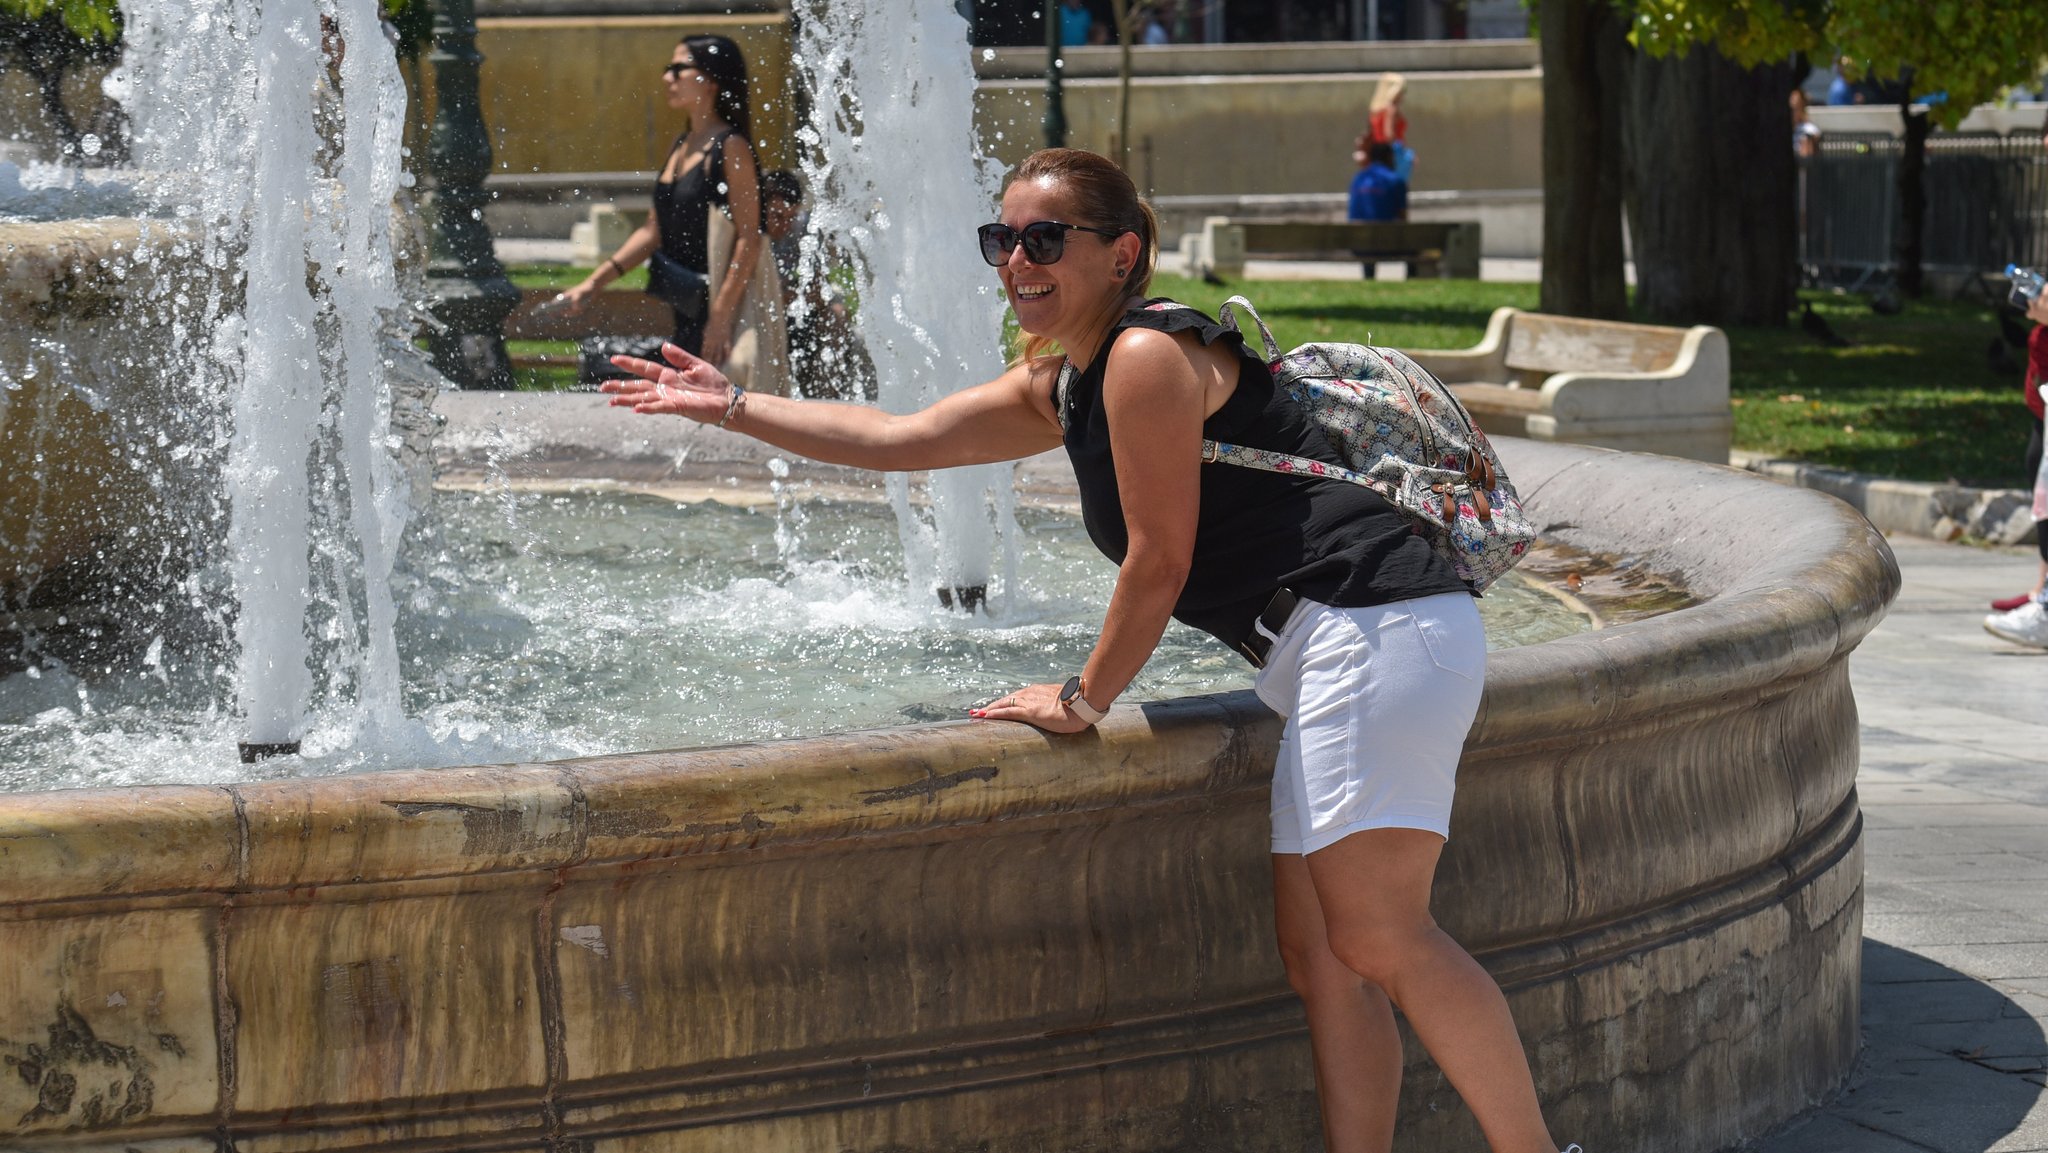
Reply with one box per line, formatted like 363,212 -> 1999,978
664,61 -> 696,78
978,220 -> 1125,267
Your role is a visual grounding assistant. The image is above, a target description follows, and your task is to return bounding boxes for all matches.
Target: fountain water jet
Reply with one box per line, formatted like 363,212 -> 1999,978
792,0 -> 1018,613
113,0 -> 418,757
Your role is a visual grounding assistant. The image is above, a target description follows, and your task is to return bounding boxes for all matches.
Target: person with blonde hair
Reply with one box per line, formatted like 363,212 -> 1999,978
1363,72 -> 1414,182
600,146 -> 1578,1153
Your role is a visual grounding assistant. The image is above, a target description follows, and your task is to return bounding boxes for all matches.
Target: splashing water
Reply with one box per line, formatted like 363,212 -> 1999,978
114,0 -> 416,749
791,0 -> 1021,614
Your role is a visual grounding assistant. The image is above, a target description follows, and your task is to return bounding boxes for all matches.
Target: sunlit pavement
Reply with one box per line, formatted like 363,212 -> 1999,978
1750,535 -> 2048,1152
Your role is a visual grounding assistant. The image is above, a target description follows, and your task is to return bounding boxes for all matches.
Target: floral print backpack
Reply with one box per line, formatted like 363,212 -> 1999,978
1203,295 -> 1536,594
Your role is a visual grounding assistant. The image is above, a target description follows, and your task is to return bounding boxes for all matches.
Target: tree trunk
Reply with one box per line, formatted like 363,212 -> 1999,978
1896,99 -> 1930,298
1625,47 -> 1799,326
1538,0 -> 1629,320
1111,0 -> 1133,172
28,61 -> 86,155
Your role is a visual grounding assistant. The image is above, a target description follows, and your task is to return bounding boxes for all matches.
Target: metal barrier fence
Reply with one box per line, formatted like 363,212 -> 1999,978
1800,129 -> 2048,292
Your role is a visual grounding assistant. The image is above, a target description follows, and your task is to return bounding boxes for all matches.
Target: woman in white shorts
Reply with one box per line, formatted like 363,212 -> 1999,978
602,147 -> 1574,1153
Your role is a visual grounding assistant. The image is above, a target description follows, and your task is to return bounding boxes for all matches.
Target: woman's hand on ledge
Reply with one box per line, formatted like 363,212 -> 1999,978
970,682 -> 1097,734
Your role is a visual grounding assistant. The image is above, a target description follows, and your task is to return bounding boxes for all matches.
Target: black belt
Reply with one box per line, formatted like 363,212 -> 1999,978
1235,588 -> 1300,669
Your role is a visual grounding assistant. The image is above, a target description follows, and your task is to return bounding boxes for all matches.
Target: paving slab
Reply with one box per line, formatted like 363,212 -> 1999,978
1747,534 -> 2048,1153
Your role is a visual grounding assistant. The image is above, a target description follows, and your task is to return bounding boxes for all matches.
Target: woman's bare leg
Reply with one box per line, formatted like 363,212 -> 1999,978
1272,852 -> 1403,1153
1304,827 -> 1556,1153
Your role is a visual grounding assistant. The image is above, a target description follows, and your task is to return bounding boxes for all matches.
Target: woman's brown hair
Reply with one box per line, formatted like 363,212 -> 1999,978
1006,148 -> 1160,364
682,34 -> 751,142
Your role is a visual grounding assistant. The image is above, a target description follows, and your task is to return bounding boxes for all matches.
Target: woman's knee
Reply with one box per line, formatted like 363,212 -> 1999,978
1324,916 -> 1442,988
1276,926 -> 1364,1001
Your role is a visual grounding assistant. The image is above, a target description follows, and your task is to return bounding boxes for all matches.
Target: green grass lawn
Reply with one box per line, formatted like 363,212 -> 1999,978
1715,291 -> 2026,488
505,262 -> 646,292
497,264 -> 2035,488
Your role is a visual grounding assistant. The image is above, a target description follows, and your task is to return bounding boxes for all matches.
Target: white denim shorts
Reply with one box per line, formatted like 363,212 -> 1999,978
1252,591 -> 1486,855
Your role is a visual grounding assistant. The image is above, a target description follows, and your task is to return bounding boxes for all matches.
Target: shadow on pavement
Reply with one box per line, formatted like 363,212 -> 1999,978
1745,939 -> 2046,1152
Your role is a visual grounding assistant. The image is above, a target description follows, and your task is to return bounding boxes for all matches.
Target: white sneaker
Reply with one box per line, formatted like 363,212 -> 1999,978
1984,600 -> 2048,649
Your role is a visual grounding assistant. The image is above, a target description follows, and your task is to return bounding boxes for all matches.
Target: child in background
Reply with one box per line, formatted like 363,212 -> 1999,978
1984,291 -> 2048,650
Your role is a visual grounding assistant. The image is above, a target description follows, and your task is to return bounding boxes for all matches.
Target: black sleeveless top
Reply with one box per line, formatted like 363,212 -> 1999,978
1060,299 -> 1467,652
652,130 -> 738,272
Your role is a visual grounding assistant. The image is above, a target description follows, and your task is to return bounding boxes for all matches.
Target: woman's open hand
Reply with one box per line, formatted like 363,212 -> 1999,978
970,683 -> 1096,734
600,342 -> 733,421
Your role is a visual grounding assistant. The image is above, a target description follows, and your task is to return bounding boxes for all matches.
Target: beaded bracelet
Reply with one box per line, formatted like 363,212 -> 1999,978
716,384 -> 747,429
600,256 -> 622,278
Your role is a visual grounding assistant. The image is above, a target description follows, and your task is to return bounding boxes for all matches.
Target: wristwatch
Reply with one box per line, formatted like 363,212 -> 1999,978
1059,676 -> 1108,725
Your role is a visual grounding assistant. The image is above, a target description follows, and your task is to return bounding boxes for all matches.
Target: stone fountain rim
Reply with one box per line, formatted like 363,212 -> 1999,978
0,438 -> 1900,910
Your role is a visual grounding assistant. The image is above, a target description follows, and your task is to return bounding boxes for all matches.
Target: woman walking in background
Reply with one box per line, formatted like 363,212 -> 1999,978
559,34 -> 763,368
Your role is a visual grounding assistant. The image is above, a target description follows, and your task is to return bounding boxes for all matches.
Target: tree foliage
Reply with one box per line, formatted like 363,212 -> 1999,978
1625,0 -> 2048,130
1624,0 -> 1824,70
1824,1 -> 2048,129
1,0 -> 124,158
0,0 -> 118,43
382,0 -> 433,63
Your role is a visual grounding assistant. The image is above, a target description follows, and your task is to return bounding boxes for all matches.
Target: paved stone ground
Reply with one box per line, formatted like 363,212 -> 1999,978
1748,535 -> 2048,1152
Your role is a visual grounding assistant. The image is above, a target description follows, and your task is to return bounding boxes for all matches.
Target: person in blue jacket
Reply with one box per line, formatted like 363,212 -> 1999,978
1348,141 -> 1408,223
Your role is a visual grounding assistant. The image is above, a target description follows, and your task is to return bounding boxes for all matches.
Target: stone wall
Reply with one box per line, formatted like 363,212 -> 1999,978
0,218 -> 192,610
413,28 -> 1539,199
413,14 -> 801,176
973,43 -> 1542,197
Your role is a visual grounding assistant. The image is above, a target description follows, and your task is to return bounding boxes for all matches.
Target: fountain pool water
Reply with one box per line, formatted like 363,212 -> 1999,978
0,485 -> 1593,791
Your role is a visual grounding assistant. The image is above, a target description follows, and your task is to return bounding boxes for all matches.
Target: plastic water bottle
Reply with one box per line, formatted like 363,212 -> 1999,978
530,292 -> 575,318
2006,264 -> 2045,308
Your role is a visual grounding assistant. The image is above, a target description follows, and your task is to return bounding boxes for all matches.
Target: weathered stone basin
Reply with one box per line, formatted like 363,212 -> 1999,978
0,439 -> 1896,1153
0,219 -> 195,614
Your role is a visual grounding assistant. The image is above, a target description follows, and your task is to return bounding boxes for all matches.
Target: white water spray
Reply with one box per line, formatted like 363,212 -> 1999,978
792,0 -> 1020,612
115,0 -> 415,751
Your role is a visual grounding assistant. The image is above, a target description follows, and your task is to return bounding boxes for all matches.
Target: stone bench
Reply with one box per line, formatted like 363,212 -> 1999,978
1189,216 -> 1482,279
1409,307 -> 1731,463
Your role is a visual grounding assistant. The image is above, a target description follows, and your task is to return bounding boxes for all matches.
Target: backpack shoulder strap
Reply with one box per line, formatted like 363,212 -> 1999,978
1215,295 -> 1283,363
1054,357 -> 1081,434
1200,438 -> 1383,495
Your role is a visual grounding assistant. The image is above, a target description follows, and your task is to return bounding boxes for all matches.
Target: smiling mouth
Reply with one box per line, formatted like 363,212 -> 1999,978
1015,284 -> 1053,300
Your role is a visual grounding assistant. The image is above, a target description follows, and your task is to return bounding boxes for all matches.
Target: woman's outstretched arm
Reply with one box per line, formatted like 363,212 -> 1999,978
602,343 -> 1066,472
560,217 -> 662,313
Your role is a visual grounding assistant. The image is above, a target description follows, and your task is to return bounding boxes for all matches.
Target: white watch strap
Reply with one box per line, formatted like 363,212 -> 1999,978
1065,685 -> 1108,725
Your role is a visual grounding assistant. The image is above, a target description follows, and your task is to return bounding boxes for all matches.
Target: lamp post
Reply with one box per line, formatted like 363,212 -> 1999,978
423,0 -> 518,389
1044,1 -> 1067,148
